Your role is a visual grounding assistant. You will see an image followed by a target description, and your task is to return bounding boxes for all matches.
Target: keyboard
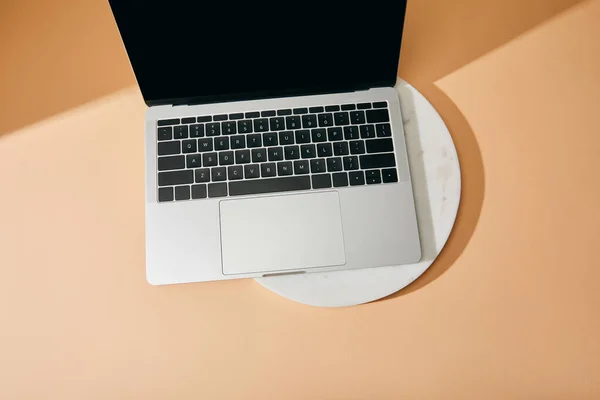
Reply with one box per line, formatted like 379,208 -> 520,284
155,102 -> 399,202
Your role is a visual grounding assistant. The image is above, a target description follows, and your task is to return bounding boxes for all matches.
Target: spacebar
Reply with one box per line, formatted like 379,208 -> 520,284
229,176 -> 311,196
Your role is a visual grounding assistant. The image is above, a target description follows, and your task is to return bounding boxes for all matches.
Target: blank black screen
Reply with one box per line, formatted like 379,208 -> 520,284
109,1 -> 407,105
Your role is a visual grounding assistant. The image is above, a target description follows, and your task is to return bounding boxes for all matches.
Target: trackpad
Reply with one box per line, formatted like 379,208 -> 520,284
219,192 -> 346,275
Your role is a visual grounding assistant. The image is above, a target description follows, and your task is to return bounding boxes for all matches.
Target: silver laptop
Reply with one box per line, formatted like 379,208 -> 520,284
109,1 -> 421,285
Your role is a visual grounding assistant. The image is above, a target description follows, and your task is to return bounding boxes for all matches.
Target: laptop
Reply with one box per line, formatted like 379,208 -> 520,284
108,1 -> 421,285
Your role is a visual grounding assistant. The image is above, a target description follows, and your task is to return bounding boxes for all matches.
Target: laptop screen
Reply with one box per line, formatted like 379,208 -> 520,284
109,1 -> 407,106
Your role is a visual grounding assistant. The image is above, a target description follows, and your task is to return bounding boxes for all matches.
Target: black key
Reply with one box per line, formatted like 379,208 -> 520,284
349,140 -> 365,155
261,163 -> 277,177
341,104 -> 356,111
293,108 -> 308,115
326,157 -> 343,172
158,127 -> 172,141
327,127 -> 343,141
311,129 -> 326,143
376,123 -> 392,137
186,154 -> 202,169
301,114 -> 318,128
245,111 -> 260,118
310,158 -> 326,173
277,109 -> 292,116
213,114 -> 228,121
334,112 -> 350,126
206,123 -> 221,136
317,143 -> 333,157
237,120 -> 253,134
229,176 -> 311,196
301,144 -> 316,159
277,161 -> 293,176
309,106 -> 324,113
382,168 -> 399,183
208,183 -> 227,198
211,167 -> 227,182
197,116 -> 212,123
359,153 -> 396,169
202,152 -> 218,167
229,113 -> 244,120
244,164 -> 260,179
279,131 -> 295,145
231,135 -> 246,149
318,113 -> 333,127
325,105 -> 340,112
332,172 -> 349,187
343,156 -> 359,171
366,109 -> 390,123
333,142 -> 349,156
365,170 -> 382,185
295,130 -> 311,144
182,139 -> 197,153
263,132 -> 278,147
357,102 -> 371,110
344,126 -> 359,140
158,118 -> 180,127
158,170 -> 193,186
195,168 -> 210,183
312,173 -> 332,189
198,138 -> 213,152
158,155 -> 185,171
182,117 -> 196,124
251,148 -> 267,163
360,124 -> 376,139
175,185 -> 191,200
349,171 -> 365,186
228,165 -> 243,180
158,187 -> 173,202
253,118 -> 269,132
268,147 -> 284,161
366,138 -> 394,154
235,149 -> 251,164
261,110 -> 276,117
373,101 -> 387,108
191,184 -> 207,199
190,124 -> 204,138
174,125 -> 188,139
284,145 -> 300,160
222,122 -> 237,135
158,141 -> 180,156
214,137 -> 229,151
294,160 -> 310,174
349,111 -> 366,124
219,151 -> 234,166
285,116 -> 301,130
269,117 -> 285,131
247,134 -> 262,148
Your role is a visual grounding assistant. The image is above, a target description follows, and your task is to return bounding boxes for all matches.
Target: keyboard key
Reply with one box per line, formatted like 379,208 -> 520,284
158,141 -> 180,156
235,149 -> 251,164
284,145 -> 300,160
254,118 -> 269,132
277,161 -> 293,176
237,120 -> 253,134
317,143 -> 333,157
158,118 -> 180,127
228,165 -> 243,180
158,187 -> 174,202
349,140 -> 365,154
206,123 -> 221,136
203,152 -> 218,167
219,151 -> 234,165
270,117 -> 285,131
277,109 -> 292,116
208,183 -> 228,198
312,173 -> 332,189
197,116 -> 212,123
360,124 -> 376,139
251,148 -> 267,163
295,130 -> 311,144
190,124 -> 205,138
311,129 -> 326,143
186,154 -> 202,169
244,164 -> 260,179
376,123 -> 392,137
284,115 -> 300,130
293,107 -> 308,115
334,112 -> 349,126
268,147 -> 284,161
182,117 -> 196,124
359,153 -> 396,169
182,139 -> 197,153
174,125 -> 188,139
373,101 -> 387,108
198,138 -> 213,152
191,184 -> 207,199
158,155 -> 185,171
229,176 -> 311,196
211,167 -> 227,181
158,127 -> 172,140
366,138 -> 394,154
333,142 -> 349,156
245,111 -> 260,118
382,168 -> 399,183
195,168 -> 210,183
344,126 -> 359,140
302,114 -> 318,128
213,114 -> 228,121
158,170 -> 193,186
261,110 -> 276,117
365,170 -> 382,185
350,111 -> 366,124
349,171 -> 365,186
318,113 -> 333,127
327,127 -> 343,141
279,131 -> 295,145
343,156 -> 359,171
310,158 -> 326,173
222,122 -> 237,135
261,163 -> 277,177
366,109 -> 390,123
247,134 -> 262,148
325,105 -> 340,112
326,157 -> 343,172
229,113 -> 244,120
214,137 -> 229,151
263,132 -> 278,147
175,185 -> 191,200
294,160 -> 309,174
332,172 -> 349,187
341,104 -> 356,111
357,102 -> 371,110
301,144 -> 316,159
231,135 -> 246,149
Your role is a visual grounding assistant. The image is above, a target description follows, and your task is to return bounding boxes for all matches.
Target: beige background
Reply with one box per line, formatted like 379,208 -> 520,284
1,0 -> 599,398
